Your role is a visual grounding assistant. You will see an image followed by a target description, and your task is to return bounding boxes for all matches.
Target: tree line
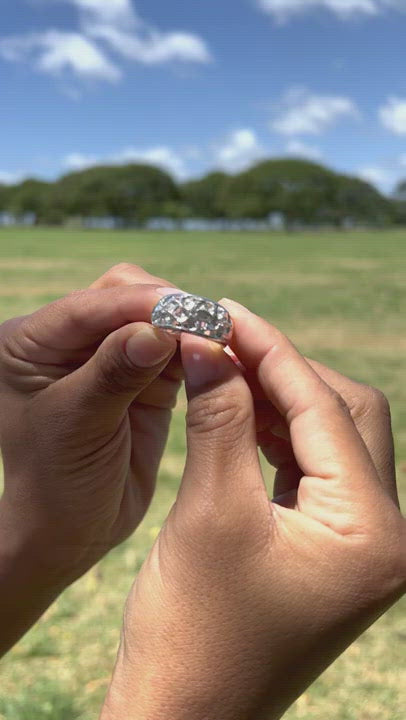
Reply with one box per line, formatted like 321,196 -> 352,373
1,158 -> 406,228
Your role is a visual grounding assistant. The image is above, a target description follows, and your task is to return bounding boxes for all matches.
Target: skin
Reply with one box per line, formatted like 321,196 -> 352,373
101,299 -> 406,720
0,264 -> 182,656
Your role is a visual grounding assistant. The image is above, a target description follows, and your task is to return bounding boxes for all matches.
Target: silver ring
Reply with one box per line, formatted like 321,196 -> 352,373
151,293 -> 233,345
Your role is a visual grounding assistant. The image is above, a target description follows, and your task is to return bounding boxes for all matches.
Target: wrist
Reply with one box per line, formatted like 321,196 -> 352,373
0,485 -> 105,586
100,647 -> 277,720
0,496 -> 71,655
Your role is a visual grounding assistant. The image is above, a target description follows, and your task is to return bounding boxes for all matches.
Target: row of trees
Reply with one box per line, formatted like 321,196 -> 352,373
1,158 -> 405,228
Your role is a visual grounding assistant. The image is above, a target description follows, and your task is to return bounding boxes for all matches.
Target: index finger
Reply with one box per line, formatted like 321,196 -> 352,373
8,284 -> 174,364
221,299 -> 389,533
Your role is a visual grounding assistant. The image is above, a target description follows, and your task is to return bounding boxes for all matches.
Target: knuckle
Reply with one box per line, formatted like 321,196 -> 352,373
95,343 -> 153,396
61,290 -> 91,332
187,388 -> 251,444
352,384 -> 392,424
108,262 -> 143,276
0,317 -> 33,374
367,386 -> 391,416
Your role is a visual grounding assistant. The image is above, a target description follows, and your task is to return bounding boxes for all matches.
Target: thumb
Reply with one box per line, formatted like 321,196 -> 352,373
56,323 -> 177,430
177,334 -> 269,541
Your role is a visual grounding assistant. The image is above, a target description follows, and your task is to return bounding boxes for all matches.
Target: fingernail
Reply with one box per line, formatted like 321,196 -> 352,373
182,339 -> 229,391
126,327 -> 175,368
222,298 -> 252,314
155,287 -> 187,298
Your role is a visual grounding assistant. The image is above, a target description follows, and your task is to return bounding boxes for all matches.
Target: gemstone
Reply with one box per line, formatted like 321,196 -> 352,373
151,293 -> 233,344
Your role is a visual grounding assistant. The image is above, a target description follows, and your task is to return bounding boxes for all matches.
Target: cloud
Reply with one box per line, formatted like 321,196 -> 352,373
272,88 -> 358,135
69,0 -> 137,27
285,139 -> 323,160
88,25 -> 211,65
214,129 -> 264,172
63,153 -> 99,170
0,1 -> 211,83
74,0 -> 212,65
379,97 -> 406,135
116,147 -> 188,178
0,30 -> 121,81
0,171 -> 24,185
257,0 -> 403,21
357,166 -> 391,188
63,145 -> 188,179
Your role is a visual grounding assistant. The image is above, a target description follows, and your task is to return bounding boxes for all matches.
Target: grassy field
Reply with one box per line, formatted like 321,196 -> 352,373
0,228 -> 405,719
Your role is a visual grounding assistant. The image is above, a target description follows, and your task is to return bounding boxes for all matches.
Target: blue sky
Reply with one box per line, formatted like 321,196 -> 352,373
1,0 -> 406,193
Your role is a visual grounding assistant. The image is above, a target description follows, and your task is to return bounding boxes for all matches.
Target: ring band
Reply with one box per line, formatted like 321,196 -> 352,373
151,293 -> 233,345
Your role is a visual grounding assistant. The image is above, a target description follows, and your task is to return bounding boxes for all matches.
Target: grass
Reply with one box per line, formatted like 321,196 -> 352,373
0,227 -> 405,719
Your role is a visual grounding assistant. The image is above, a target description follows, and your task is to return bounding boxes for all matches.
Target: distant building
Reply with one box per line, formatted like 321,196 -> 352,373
82,216 -> 124,230
146,216 -> 285,232
0,212 -> 36,226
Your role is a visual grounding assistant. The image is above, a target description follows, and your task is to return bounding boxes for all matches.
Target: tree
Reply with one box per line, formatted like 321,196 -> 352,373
328,175 -> 392,227
0,184 -> 14,212
0,179 -> 52,222
51,164 -> 179,224
218,158 -> 392,228
391,180 -> 406,225
219,159 -> 337,225
11,179 -> 52,221
181,172 -> 229,218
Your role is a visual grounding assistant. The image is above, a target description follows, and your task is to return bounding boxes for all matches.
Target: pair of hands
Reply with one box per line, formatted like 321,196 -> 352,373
0,263 -> 404,720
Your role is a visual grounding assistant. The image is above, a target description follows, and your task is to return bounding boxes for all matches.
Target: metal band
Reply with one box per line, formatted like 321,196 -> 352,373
151,293 -> 233,345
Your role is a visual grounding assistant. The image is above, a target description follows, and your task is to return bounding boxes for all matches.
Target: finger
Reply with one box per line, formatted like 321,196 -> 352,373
221,299 -> 389,534
9,285 -> 183,364
89,263 -> 177,291
135,374 -> 182,410
90,265 -> 185,411
178,333 -> 270,538
131,345 -> 184,410
161,344 -> 185,383
257,430 -> 302,500
305,358 -> 398,507
53,322 -> 177,431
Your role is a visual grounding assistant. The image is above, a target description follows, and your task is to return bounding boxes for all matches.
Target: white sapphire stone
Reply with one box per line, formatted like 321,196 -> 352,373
152,293 -> 233,344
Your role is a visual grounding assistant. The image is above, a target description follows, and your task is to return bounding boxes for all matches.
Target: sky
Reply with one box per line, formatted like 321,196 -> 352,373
1,0 -> 406,194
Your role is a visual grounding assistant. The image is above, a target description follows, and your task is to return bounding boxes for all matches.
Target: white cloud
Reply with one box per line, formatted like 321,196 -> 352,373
115,147 -> 187,178
0,1 -> 211,83
88,25 -> 211,65
63,145 -> 188,179
72,0 -> 211,64
285,139 -> 323,160
379,97 -> 406,135
357,166 -> 391,188
258,0 -> 403,21
0,31 -> 121,81
69,0 -> 137,27
272,88 -> 358,135
214,129 -> 264,172
64,153 -> 98,170
0,171 -> 24,185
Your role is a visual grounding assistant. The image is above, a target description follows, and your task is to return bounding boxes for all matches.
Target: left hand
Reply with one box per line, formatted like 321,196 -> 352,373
0,264 -> 182,654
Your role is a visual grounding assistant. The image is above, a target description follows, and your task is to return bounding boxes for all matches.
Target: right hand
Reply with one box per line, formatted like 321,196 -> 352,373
102,299 -> 405,720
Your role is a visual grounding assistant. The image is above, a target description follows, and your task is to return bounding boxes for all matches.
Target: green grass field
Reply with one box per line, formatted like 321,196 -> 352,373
0,228 -> 405,719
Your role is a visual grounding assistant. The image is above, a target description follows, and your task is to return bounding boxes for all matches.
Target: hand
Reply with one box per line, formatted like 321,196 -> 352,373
102,299 -> 406,720
0,264 -> 182,654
